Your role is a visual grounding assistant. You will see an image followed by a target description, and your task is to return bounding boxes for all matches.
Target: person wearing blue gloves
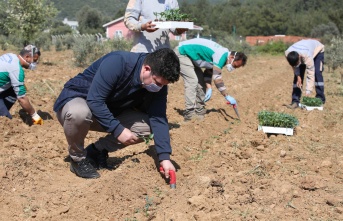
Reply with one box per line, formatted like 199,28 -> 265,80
174,38 -> 247,121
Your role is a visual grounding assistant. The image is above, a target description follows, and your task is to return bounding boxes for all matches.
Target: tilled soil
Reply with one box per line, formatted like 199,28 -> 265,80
1,50 -> 343,221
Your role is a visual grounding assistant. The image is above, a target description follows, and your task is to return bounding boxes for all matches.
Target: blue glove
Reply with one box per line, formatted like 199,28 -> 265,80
204,88 -> 212,102
225,95 -> 237,105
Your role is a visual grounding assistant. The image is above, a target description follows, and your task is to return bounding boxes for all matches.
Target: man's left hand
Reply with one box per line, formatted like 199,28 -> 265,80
159,160 -> 176,179
175,28 -> 188,35
204,88 -> 212,102
32,112 -> 43,125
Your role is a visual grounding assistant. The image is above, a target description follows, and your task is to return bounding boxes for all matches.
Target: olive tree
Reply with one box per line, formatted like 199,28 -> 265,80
2,0 -> 58,46
326,36 -> 343,83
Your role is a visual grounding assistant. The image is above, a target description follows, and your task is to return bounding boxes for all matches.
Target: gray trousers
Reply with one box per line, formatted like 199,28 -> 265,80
174,47 -> 206,111
56,97 -> 151,161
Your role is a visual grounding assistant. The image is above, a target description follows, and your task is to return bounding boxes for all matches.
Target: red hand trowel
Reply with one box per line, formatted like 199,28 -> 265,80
226,102 -> 240,119
159,166 -> 176,189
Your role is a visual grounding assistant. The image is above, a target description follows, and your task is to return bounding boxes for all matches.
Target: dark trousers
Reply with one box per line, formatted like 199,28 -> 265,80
0,87 -> 17,119
292,52 -> 325,104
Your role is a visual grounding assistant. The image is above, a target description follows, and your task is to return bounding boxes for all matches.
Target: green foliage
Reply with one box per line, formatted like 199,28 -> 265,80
55,39 -> 64,51
51,0 -> 127,20
217,35 -> 252,55
254,41 -> 290,55
258,111 -> 299,128
48,0 -> 343,39
104,37 -> 133,51
70,35 -> 132,67
2,0 -> 58,46
50,21 -> 73,36
154,9 -> 194,22
76,5 -> 104,35
180,0 -> 342,38
326,36 -> 343,72
0,35 -> 9,50
72,37 -> 104,67
35,33 -> 52,51
311,22 -> 340,45
301,97 -> 323,107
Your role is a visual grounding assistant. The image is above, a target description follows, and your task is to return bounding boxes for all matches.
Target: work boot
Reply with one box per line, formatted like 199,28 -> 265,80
86,143 -> 112,170
195,107 -> 206,119
70,158 -> 100,179
183,109 -> 197,121
286,103 -> 299,109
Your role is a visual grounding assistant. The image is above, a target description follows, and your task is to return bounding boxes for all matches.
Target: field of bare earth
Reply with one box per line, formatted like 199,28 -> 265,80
1,49 -> 343,221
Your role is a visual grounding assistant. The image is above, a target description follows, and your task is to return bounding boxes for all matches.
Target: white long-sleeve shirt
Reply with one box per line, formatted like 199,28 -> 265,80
285,39 -> 324,92
124,0 -> 179,53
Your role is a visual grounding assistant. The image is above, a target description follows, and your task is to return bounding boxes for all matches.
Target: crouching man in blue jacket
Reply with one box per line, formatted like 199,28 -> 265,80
53,48 -> 180,179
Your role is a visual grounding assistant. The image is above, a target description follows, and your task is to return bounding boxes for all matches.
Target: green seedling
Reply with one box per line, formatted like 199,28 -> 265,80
258,110 -> 299,128
137,133 -> 154,145
153,9 -> 194,21
301,96 -> 323,106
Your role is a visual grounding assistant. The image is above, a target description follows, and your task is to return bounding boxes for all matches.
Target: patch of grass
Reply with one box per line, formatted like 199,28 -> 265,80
190,149 -> 208,161
223,127 -> 231,134
246,164 -> 268,177
153,187 -> 162,197
143,196 -> 154,217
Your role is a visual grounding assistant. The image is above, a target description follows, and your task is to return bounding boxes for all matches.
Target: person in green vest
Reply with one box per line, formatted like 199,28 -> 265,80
174,38 -> 247,121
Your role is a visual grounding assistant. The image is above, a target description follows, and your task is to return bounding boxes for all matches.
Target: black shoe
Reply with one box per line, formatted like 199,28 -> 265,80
86,143 -> 112,170
70,158 -> 100,179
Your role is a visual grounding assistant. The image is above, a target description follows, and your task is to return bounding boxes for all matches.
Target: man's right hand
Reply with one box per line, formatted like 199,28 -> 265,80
159,160 -> 176,179
296,76 -> 302,88
225,95 -> 237,105
117,128 -> 139,145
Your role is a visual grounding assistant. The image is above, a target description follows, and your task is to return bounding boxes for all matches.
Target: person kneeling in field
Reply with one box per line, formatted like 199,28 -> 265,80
285,39 -> 325,109
53,48 -> 180,179
173,38 -> 247,121
0,45 -> 43,124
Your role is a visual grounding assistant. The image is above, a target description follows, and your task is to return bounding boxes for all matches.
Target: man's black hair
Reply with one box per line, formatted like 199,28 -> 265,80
231,51 -> 248,66
287,51 -> 299,66
144,48 -> 180,83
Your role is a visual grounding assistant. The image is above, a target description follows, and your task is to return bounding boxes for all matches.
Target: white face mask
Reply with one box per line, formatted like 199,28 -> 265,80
19,55 -> 34,70
226,52 -> 237,72
226,63 -> 235,72
29,62 -> 37,70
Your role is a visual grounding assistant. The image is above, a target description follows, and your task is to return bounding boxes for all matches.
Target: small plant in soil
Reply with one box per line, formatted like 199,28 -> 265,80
258,110 -> 299,128
301,96 -> 323,106
137,133 -> 154,145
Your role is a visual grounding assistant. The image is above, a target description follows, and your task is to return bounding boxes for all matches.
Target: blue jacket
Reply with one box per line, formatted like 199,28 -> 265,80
53,51 -> 171,160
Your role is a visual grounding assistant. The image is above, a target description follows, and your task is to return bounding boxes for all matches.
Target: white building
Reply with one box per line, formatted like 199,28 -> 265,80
62,18 -> 78,30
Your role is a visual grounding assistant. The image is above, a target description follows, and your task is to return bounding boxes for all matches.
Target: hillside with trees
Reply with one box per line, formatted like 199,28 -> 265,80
50,0 -> 342,40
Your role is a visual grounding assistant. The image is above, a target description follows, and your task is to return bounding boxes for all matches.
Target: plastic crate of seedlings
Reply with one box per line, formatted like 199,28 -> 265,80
257,110 -> 299,136
151,9 -> 194,29
299,97 -> 323,111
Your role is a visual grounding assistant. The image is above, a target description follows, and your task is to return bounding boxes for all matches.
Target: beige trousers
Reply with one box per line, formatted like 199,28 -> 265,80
174,47 -> 206,111
56,97 -> 151,161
